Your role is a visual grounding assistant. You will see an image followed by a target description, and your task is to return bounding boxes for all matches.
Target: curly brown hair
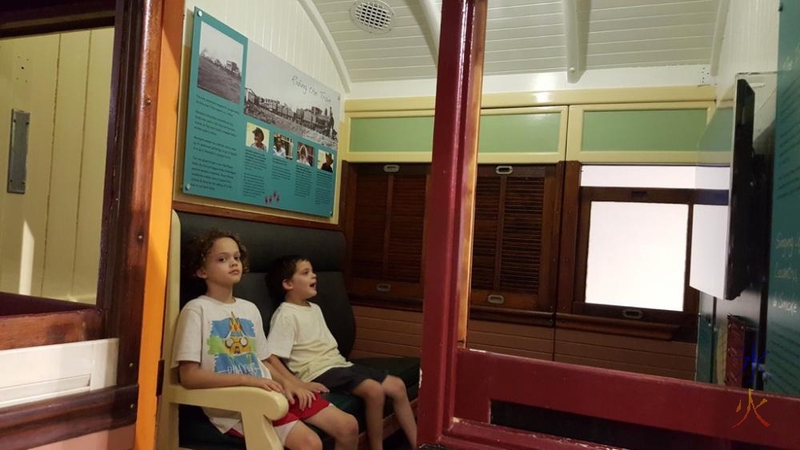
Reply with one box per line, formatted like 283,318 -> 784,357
182,229 -> 250,278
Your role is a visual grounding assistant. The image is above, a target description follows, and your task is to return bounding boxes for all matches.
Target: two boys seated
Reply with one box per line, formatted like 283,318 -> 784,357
172,230 -> 417,450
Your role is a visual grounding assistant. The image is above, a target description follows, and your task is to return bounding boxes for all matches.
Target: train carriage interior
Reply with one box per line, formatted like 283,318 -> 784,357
1,0 -> 800,449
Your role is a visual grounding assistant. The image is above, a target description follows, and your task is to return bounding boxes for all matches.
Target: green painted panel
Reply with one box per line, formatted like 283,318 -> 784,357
582,109 -> 708,152
478,113 -> 561,153
349,116 -> 434,153
696,107 -> 733,152
349,112 -> 562,154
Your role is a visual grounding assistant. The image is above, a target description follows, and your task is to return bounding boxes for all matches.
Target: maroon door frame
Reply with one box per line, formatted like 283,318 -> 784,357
417,0 -> 800,449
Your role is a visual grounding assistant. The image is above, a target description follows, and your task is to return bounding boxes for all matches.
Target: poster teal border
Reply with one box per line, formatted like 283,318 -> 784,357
181,8 -> 338,218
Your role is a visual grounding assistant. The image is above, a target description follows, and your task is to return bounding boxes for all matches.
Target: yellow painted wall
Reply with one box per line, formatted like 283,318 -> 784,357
0,28 -> 113,303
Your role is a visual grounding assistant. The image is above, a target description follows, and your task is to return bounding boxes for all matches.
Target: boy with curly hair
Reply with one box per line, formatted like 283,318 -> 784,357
173,230 -> 358,450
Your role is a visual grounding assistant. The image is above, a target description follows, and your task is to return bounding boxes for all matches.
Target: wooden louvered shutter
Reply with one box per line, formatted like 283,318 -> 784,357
346,164 -> 429,301
350,173 -> 388,279
470,165 -> 557,312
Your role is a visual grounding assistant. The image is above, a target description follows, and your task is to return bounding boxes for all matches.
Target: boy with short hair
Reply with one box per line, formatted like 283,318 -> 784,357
173,231 -> 358,450
266,255 -> 417,450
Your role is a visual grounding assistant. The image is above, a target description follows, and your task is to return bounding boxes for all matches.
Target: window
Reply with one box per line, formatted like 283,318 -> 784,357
563,165 -> 715,338
584,202 -> 689,312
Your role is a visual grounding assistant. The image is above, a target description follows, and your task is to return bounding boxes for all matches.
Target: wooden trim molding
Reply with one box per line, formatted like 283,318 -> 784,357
173,201 -> 342,232
0,293 -> 95,315
100,0 -> 163,386
0,309 -> 103,351
418,0 -> 487,443
0,0 -> 115,38
0,385 -> 138,450
453,349 -> 800,449
555,313 -> 679,341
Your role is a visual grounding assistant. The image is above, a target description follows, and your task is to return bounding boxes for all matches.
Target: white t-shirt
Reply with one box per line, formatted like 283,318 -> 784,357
172,295 -> 273,433
268,302 -> 352,382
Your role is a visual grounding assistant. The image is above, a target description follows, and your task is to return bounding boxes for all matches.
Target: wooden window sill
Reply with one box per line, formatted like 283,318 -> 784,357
556,313 -> 681,341
0,385 -> 137,450
0,293 -> 103,351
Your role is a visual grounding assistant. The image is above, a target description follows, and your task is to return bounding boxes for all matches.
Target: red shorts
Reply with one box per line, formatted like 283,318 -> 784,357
272,393 -> 330,426
226,393 -> 330,440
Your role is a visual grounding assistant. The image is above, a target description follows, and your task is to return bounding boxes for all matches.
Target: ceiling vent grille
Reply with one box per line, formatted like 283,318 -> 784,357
350,0 -> 395,35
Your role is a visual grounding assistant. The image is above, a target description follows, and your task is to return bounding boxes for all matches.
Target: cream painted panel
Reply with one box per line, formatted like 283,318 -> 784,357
715,0 -> 779,98
71,29 -> 114,303
0,35 -> 60,296
185,0 -> 344,92
0,29 -> 111,303
41,32 -> 90,300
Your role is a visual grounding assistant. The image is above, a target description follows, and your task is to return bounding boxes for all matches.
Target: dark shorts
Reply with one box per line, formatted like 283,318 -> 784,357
313,363 -> 388,393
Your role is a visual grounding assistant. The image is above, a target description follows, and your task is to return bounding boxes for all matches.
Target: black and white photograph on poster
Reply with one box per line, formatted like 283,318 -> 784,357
245,122 -> 268,151
197,21 -> 243,104
317,149 -> 334,173
272,133 -> 294,160
297,143 -> 314,167
244,43 -> 340,150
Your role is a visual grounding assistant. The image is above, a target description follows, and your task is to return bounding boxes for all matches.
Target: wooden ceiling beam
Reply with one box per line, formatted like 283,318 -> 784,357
420,0 -> 441,65
562,0 -> 585,84
296,0 -> 352,93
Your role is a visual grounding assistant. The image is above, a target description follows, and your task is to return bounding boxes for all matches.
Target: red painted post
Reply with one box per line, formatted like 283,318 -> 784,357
417,0 -> 487,445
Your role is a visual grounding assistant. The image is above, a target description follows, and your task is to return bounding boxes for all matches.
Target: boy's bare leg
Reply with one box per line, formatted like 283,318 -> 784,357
283,421 -> 323,450
305,405 -> 359,450
382,376 -> 417,447
352,379 -> 385,450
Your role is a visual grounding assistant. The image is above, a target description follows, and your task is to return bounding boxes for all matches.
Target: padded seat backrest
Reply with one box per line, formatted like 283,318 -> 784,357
177,211 -> 356,357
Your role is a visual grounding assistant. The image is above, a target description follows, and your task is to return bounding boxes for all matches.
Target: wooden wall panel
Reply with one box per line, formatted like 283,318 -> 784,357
41,31 -> 91,299
0,34 -> 59,297
0,29 -> 111,304
554,329 -> 696,380
351,306 -> 697,380
467,320 -> 554,361
351,305 -> 423,359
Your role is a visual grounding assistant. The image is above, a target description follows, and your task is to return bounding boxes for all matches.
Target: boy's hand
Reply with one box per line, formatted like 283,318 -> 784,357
283,382 -> 316,410
304,382 -> 329,393
243,376 -> 284,393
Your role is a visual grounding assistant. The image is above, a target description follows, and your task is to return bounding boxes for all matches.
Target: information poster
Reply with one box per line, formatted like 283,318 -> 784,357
765,1 -> 800,396
182,8 -> 340,217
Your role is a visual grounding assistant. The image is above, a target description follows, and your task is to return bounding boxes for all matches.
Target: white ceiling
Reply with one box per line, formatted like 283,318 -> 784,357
310,0 -> 722,84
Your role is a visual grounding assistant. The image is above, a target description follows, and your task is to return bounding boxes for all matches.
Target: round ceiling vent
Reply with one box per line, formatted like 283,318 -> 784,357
350,0 -> 395,35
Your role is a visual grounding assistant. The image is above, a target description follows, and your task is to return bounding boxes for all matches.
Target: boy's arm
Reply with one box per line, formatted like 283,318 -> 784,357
263,357 -> 326,410
265,355 -> 329,393
178,362 -> 283,392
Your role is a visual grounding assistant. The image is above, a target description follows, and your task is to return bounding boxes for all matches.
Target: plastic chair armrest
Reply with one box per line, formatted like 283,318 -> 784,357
164,384 -> 289,420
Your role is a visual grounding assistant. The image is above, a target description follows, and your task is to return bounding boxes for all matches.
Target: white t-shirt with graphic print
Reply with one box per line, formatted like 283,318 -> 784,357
172,295 -> 273,434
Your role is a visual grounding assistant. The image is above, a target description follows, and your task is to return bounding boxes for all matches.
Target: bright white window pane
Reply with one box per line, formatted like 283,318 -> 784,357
581,165 -> 697,188
585,202 -> 689,311
580,165 -> 730,190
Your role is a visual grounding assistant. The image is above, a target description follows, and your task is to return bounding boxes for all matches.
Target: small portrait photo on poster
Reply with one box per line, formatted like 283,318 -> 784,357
272,133 -> 294,160
297,142 -> 314,167
196,21 -> 243,104
317,150 -> 334,173
245,123 -> 269,151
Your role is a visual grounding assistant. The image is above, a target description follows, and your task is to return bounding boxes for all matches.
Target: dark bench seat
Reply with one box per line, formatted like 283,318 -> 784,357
175,211 -> 419,450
